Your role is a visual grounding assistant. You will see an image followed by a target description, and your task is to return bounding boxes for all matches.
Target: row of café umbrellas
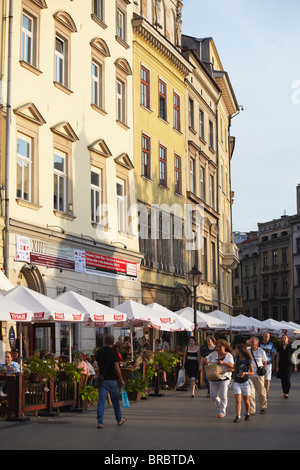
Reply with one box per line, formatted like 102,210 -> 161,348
0,286 -> 299,366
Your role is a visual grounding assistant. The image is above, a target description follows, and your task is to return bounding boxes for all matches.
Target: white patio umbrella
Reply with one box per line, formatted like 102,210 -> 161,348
262,318 -> 295,337
3,286 -> 86,323
210,310 -> 251,333
236,314 -> 269,335
56,290 -> 127,324
281,321 -> 300,335
147,303 -> 195,332
3,286 -> 86,363
0,294 -> 35,371
114,300 -> 174,360
175,307 -> 227,330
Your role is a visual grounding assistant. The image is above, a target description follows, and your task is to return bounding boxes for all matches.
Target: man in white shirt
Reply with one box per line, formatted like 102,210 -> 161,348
248,337 -> 268,415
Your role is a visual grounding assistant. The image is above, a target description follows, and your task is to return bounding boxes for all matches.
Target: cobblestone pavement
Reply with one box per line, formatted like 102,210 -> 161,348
1,372 -> 300,452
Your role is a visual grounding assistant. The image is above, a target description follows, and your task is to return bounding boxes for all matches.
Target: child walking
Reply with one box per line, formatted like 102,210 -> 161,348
232,344 -> 254,423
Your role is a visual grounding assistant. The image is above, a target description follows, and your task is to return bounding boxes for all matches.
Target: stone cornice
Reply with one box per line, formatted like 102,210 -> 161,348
132,17 -> 192,77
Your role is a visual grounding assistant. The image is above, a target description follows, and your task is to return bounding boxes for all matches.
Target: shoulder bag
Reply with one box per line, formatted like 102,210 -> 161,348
251,350 -> 266,376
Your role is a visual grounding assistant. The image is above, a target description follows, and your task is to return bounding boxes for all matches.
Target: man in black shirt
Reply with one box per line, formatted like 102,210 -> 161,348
96,334 -> 126,429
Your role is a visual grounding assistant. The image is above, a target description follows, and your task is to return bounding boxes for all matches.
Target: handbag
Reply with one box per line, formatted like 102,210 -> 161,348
204,362 -> 221,381
251,350 -> 266,376
121,386 -> 130,408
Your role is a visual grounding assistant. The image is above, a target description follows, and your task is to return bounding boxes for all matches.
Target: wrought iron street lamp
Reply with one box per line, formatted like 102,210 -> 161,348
187,265 -> 202,343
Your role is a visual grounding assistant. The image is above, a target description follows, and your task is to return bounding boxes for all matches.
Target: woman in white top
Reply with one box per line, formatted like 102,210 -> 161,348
202,339 -> 234,418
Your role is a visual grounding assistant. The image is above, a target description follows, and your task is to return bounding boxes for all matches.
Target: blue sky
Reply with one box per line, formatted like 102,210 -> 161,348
182,0 -> 300,232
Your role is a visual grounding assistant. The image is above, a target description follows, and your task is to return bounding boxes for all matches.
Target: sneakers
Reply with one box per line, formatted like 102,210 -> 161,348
233,416 -> 241,423
244,413 -> 250,421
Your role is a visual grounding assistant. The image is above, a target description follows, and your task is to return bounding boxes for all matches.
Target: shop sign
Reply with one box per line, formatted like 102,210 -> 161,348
16,236 -> 137,282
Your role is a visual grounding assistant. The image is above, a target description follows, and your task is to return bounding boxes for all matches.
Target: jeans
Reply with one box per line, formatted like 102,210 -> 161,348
97,380 -> 122,425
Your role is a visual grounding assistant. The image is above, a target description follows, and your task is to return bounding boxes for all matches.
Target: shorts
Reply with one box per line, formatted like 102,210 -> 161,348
265,363 -> 272,381
233,381 -> 252,397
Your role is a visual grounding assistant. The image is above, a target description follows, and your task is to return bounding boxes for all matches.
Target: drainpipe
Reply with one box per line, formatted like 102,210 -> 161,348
216,91 -> 222,310
4,0 -> 13,277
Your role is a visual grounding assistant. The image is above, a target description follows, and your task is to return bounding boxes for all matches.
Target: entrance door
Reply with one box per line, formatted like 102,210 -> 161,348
33,324 -> 55,354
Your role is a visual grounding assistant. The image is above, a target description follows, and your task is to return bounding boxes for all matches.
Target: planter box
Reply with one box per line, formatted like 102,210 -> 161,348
126,391 -> 142,401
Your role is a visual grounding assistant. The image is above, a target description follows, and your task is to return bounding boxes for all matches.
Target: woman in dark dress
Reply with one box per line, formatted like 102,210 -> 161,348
182,337 -> 200,398
276,334 -> 297,399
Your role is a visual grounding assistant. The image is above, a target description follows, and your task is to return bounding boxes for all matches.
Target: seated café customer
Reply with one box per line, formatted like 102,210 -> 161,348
0,351 -> 20,375
77,354 -> 90,376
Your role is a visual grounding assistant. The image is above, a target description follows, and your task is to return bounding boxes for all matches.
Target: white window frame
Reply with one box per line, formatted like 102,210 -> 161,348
91,167 -> 102,223
17,133 -> 32,202
93,0 -> 104,20
116,177 -> 126,233
116,79 -> 124,122
92,60 -> 101,107
55,36 -> 66,86
54,150 -> 67,212
22,12 -> 34,65
117,8 -> 126,41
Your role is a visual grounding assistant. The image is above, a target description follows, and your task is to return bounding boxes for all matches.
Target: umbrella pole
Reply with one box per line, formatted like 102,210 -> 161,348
19,322 -> 23,373
69,322 -> 72,363
130,321 -> 134,362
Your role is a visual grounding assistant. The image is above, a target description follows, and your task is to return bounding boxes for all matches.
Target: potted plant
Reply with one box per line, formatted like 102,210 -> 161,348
80,384 -> 98,407
125,371 -> 150,401
24,356 -> 58,383
58,360 -> 81,383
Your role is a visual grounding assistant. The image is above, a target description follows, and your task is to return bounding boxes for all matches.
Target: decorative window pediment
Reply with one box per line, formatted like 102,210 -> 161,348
53,11 -> 77,32
50,122 -> 79,142
90,38 -> 110,58
115,153 -> 134,170
88,139 -> 112,158
115,58 -> 132,76
29,0 -> 47,8
13,103 -> 46,126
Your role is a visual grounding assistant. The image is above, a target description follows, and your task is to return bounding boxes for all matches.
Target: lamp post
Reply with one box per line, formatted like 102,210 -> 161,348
187,265 -> 202,344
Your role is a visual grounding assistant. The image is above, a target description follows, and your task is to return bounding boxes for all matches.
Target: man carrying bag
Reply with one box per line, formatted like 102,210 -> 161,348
248,336 -> 268,415
96,334 -> 127,429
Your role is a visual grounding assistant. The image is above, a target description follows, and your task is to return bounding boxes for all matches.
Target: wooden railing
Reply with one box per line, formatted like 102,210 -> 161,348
0,373 -> 87,421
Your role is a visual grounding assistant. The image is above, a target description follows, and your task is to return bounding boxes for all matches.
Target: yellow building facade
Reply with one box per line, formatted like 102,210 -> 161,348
132,0 -> 193,309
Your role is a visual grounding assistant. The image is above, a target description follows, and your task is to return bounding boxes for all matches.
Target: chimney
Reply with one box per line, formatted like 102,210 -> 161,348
297,184 -> 300,215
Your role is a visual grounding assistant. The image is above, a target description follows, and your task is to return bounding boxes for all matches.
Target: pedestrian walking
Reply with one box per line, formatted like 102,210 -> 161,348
260,332 -> 276,397
276,334 -> 297,399
199,335 -> 216,397
182,336 -> 200,397
96,334 -> 127,429
248,336 -> 268,415
232,344 -> 254,422
202,339 -> 234,418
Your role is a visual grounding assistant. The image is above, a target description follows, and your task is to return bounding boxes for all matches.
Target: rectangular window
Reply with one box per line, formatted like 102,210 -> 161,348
190,158 -> 195,193
142,134 -> 151,178
54,150 -> 66,212
116,178 -> 126,232
116,79 -> 124,122
141,66 -> 150,109
200,166 -> 205,201
211,241 -> 216,284
93,0 -> 104,20
173,92 -> 180,131
92,61 -> 102,107
209,120 -> 214,149
188,98 -> 194,129
209,174 -> 215,209
17,134 -> 32,201
272,249 -> 278,266
117,8 -> 125,41
159,144 -> 167,186
159,79 -> 167,121
22,13 -> 34,65
91,168 -> 101,223
199,109 -> 204,139
174,155 -> 181,195
55,36 -> 66,85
